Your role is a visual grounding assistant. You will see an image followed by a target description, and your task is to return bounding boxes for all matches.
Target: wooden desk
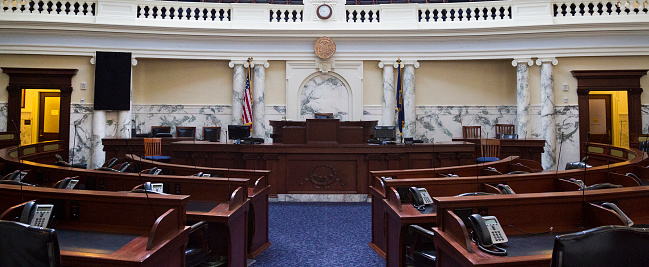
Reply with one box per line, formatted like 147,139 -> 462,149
0,184 -> 190,267
167,141 -> 476,196
127,154 -> 271,258
269,120 -> 377,144
431,187 -> 649,266
452,138 -> 545,163
103,137 -> 194,160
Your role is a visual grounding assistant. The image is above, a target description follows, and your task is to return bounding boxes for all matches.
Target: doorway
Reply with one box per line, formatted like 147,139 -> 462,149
38,92 -> 61,142
588,94 -> 612,144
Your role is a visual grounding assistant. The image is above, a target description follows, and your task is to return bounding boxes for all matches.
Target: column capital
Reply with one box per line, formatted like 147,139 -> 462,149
228,61 -> 246,68
250,61 -> 270,68
512,58 -> 533,67
402,61 -> 419,69
536,58 -> 558,66
378,61 -> 395,68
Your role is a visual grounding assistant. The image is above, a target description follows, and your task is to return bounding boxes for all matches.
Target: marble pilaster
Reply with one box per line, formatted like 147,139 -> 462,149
253,62 -> 269,139
403,62 -> 419,138
537,58 -> 558,170
92,110 -> 106,169
512,59 -> 533,138
379,62 -> 395,126
230,62 -> 245,126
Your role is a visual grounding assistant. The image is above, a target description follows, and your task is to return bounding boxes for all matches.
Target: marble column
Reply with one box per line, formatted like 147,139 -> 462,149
379,62 -> 395,126
91,110 -> 106,169
512,59 -> 533,138
403,61 -> 419,138
537,58 -> 558,170
253,62 -> 269,139
117,111 -> 131,138
229,62 -> 245,126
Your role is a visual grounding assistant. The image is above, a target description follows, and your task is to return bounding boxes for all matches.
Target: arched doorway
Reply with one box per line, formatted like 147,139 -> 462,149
2,68 -> 77,159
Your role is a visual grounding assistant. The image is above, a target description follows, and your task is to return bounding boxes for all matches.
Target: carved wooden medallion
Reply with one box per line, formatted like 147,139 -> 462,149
314,37 -> 336,59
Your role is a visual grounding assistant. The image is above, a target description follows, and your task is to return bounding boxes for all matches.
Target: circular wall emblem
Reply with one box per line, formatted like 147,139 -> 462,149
314,37 -> 336,59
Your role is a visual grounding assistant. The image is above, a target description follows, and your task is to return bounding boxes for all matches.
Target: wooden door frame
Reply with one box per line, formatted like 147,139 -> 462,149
572,70 -> 647,157
38,92 -> 62,142
2,68 -> 77,159
587,94 -> 612,144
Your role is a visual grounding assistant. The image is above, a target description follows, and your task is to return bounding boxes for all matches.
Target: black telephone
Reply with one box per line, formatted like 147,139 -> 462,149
484,167 -> 502,175
57,177 -> 79,189
409,187 -> 433,210
440,173 -> 459,177
1,170 -> 29,185
194,172 -> 204,177
568,178 -> 585,189
148,167 -> 162,175
601,202 -> 634,227
20,201 -> 54,228
117,162 -> 131,172
496,184 -> 515,194
469,214 -> 508,256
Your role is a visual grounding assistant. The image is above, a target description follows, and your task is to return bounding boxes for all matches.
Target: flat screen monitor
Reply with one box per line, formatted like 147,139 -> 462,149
374,126 -> 396,141
314,113 -> 334,119
204,128 -> 219,142
228,125 -> 251,140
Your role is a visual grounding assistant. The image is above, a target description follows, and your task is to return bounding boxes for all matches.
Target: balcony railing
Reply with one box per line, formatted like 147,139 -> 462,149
1,0 -> 647,28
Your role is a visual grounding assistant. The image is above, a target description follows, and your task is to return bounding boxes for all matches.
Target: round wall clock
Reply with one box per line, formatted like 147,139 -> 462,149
317,4 -> 333,20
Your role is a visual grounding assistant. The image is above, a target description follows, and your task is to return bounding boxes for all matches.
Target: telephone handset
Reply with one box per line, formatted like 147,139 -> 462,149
201,173 -> 211,177
601,202 -> 634,227
496,184 -> 515,194
194,172 -> 203,177
469,214 -> 508,256
409,187 -> 433,210
148,167 -> 162,175
20,201 -> 54,228
57,177 -> 79,189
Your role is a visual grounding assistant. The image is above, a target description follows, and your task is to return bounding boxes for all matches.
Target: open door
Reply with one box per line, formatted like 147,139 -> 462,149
38,92 -> 61,142
588,95 -> 611,144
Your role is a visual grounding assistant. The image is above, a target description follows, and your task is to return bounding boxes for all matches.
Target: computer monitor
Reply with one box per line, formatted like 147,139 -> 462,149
228,125 -> 251,143
314,113 -> 334,119
204,128 -> 220,142
374,126 -> 396,141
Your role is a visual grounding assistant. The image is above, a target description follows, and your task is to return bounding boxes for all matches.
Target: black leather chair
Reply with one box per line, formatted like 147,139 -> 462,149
406,225 -> 436,267
565,161 -> 592,170
151,126 -> 172,137
551,225 -> 649,267
185,221 -> 211,267
0,220 -> 62,267
176,127 -> 196,138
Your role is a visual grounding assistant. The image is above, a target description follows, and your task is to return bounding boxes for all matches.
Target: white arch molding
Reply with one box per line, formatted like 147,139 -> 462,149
297,72 -> 352,120
286,61 -> 363,121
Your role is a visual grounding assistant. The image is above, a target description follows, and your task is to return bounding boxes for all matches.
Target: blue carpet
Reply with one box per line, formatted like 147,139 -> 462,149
251,202 -> 385,266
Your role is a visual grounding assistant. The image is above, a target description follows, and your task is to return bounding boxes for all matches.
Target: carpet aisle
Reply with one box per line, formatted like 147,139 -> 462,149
251,202 -> 386,266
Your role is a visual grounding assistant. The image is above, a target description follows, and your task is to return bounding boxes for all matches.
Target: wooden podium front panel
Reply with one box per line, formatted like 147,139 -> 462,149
284,154 -> 362,193
306,119 -> 339,144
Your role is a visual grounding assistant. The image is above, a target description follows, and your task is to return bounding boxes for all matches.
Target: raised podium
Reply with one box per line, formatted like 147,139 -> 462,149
270,119 -> 377,144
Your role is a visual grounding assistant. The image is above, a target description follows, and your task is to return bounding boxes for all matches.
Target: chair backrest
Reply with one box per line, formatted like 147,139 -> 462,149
480,139 -> 500,158
495,124 -> 515,136
203,127 -> 221,142
143,138 -> 162,157
551,225 -> 649,267
151,126 -> 171,137
176,127 -> 196,138
0,220 -> 61,267
462,126 -> 481,139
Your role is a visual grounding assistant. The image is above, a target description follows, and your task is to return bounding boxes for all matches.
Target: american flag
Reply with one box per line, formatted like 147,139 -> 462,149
242,64 -> 253,129
396,60 -> 404,137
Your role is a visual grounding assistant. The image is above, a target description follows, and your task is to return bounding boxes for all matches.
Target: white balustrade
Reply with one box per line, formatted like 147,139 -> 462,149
346,5 -> 380,23
269,5 -> 302,22
137,0 -> 231,21
1,0 -> 646,28
1,0 -> 96,16
418,1 -> 512,23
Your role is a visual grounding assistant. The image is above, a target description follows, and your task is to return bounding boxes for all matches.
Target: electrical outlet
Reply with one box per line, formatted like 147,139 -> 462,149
564,97 -> 568,103
81,82 -> 87,90
70,200 -> 80,220
80,98 -> 84,103
562,84 -> 568,91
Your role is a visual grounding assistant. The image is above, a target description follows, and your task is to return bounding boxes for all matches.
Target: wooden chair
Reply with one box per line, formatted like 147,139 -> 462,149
143,138 -> 171,161
176,127 -> 196,138
151,126 -> 172,137
203,127 -> 221,142
462,126 -> 481,139
477,139 -> 500,163
495,124 -> 515,136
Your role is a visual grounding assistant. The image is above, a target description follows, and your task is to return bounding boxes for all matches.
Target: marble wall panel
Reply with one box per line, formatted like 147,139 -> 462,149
299,74 -> 350,120
415,105 -> 517,142
642,105 -> 649,135
70,104 -> 94,166
0,102 -> 7,132
132,104 -> 232,142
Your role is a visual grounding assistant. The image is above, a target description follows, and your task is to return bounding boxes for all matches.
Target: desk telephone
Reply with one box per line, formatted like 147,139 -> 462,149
409,187 -> 433,210
58,177 -> 79,189
496,184 -> 515,194
148,167 -> 163,175
21,201 -> 54,228
469,214 -> 508,256
601,202 -> 634,227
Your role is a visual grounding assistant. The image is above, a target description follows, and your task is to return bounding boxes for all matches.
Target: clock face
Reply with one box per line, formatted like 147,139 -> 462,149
317,4 -> 332,20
